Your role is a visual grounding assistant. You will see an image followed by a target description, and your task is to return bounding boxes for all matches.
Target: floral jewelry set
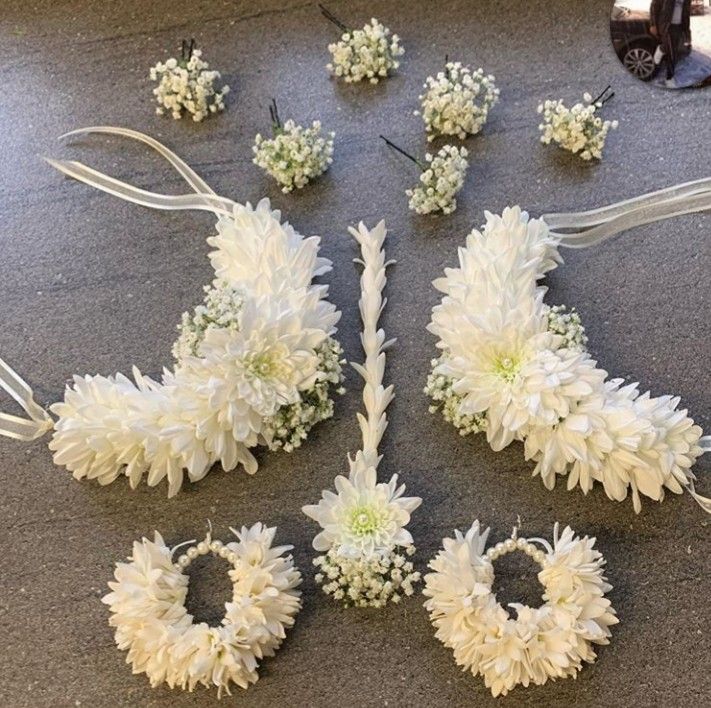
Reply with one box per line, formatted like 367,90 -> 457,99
1,8 -> 709,700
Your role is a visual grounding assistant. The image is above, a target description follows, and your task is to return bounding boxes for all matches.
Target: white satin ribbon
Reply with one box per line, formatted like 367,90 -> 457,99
543,177 -> 711,248
0,358 -> 53,441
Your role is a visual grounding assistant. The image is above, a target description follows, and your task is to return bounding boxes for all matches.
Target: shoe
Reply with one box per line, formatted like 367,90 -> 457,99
665,77 -> 679,88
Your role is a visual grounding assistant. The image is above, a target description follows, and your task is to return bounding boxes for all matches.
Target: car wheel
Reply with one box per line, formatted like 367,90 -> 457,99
622,44 -> 657,81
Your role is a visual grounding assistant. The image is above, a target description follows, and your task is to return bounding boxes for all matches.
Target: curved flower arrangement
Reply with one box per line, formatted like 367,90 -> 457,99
303,222 -> 422,607
103,523 -> 301,695
423,521 -> 617,697
427,185 -> 711,513
0,127 -> 343,496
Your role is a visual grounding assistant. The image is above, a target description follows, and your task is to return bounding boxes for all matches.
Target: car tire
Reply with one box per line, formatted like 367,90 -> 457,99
621,41 -> 658,81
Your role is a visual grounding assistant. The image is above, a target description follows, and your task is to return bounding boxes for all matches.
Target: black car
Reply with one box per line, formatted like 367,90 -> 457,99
611,4 -> 691,80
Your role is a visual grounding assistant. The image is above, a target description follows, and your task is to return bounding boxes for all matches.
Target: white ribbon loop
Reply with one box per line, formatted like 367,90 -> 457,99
0,358 -> 53,441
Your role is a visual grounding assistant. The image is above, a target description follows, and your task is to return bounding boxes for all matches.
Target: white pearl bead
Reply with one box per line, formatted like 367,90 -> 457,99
494,542 -> 505,554
210,540 -> 223,553
197,541 -> 209,555
504,538 -> 516,552
227,552 -> 237,564
533,550 -> 545,564
187,547 -> 198,559
178,554 -> 190,567
219,546 -> 230,559
174,563 -> 182,571
516,538 -> 527,550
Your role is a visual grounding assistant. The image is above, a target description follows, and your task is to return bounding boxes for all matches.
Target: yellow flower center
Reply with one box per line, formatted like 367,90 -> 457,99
348,506 -> 384,537
493,354 -> 521,383
244,347 -> 290,382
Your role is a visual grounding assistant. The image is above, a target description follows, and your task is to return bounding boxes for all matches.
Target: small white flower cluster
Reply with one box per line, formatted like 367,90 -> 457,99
327,18 -> 404,84
537,92 -> 618,160
545,304 -> 588,351
172,282 -> 244,362
407,145 -> 469,215
253,120 -> 335,193
314,545 -> 420,608
424,357 -> 487,436
150,49 -> 229,121
263,338 -> 345,452
416,62 -> 499,140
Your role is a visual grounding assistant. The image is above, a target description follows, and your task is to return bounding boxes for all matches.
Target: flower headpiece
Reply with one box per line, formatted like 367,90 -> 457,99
427,179 -> 711,513
0,127 -> 342,496
303,222 -> 422,607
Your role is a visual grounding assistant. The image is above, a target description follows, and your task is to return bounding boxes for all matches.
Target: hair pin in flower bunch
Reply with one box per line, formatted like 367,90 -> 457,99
415,55 -> 500,141
320,4 -> 404,84
303,222 -> 422,608
149,39 -> 229,121
381,135 -> 468,215
537,85 -> 618,161
252,99 -> 335,193
0,126 -> 345,496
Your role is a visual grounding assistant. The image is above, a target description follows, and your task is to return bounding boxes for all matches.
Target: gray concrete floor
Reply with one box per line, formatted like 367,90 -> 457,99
0,1 -> 710,706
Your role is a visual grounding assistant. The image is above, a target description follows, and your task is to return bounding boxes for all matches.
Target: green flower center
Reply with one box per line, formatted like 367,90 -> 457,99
244,348 -> 290,382
493,354 -> 521,383
348,506 -> 384,537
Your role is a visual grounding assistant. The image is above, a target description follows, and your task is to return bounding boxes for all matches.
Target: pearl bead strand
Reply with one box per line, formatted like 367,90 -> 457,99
485,536 -> 547,566
174,536 -> 237,571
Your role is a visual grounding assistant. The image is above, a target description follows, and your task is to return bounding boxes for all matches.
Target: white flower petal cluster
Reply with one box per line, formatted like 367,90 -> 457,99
423,522 -> 617,697
416,62 -> 499,140
253,120 -> 334,193
428,206 -> 705,511
327,18 -> 404,83
103,524 -> 301,695
50,199 -> 342,496
407,145 -> 468,215
538,93 -> 618,160
150,49 -> 229,121
314,544 -> 420,608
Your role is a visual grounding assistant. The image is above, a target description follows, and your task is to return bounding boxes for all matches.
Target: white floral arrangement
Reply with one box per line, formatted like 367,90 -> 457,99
321,7 -> 404,84
427,205 -> 710,513
382,136 -> 469,215
423,521 -> 617,696
538,86 -> 618,161
104,523 -> 301,695
253,100 -> 335,193
415,60 -> 499,141
150,40 -> 229,121
303,222 -> 422,608
1,127 -> 344,497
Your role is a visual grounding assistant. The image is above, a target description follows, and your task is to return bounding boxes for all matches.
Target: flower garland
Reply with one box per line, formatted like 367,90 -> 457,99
104,523 -> 301,695
150,40 -> 229,121
423,521 -> 617,697
253,100 -> 335,193
0,127 -> 343,496
537,86 -> 618,161
427,187 -> 711,513
381,136 -> 469,215
303,222 -> 422,608
415,60 -> 499,141
321,6 -> 404,84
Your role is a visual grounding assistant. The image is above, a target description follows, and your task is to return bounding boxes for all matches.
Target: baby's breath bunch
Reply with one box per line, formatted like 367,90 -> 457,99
149,40 -> 229,121
546,304 -> 588,351
416,59 -> 499,140
314,545 -> 420,608
253,100 -> 335,193
381,136 -> 469,215
321,5 -> 404,84
537,86 -> 618,161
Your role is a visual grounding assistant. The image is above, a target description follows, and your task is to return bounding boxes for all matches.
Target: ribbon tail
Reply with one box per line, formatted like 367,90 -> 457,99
687,482 -> 711,515
0,358 -> 53,441
45,157 -> 236,218
59,126 -> 217,197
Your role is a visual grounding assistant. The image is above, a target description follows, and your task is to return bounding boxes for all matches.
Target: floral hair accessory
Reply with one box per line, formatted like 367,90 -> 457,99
104,522 -> 301,695
427,179 -> 711,513
423,521 -> 617,697
320,5 -> 404,84
381,136 -> 469,215
537,86 -> 618,161
150,40 -> 229,121
0,126 -> 343,496
303,222 -> 422,608
252,99 -> 335,193
415,58 -> 499,141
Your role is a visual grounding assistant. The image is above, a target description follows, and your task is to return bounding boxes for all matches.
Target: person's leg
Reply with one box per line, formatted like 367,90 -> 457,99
665,27 -> 678,79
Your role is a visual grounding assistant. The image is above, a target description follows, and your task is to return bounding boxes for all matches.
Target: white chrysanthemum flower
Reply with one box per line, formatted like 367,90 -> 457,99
423,522 -> 617,697
253,118 -> 334,193
406,144 -> 469,215
303,458 -> 421,558
537,90 -> 618,160
416,61 -> 499,140
150,46 -> 229,121
326,17 -> 404,84
103,524 -> 301,695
